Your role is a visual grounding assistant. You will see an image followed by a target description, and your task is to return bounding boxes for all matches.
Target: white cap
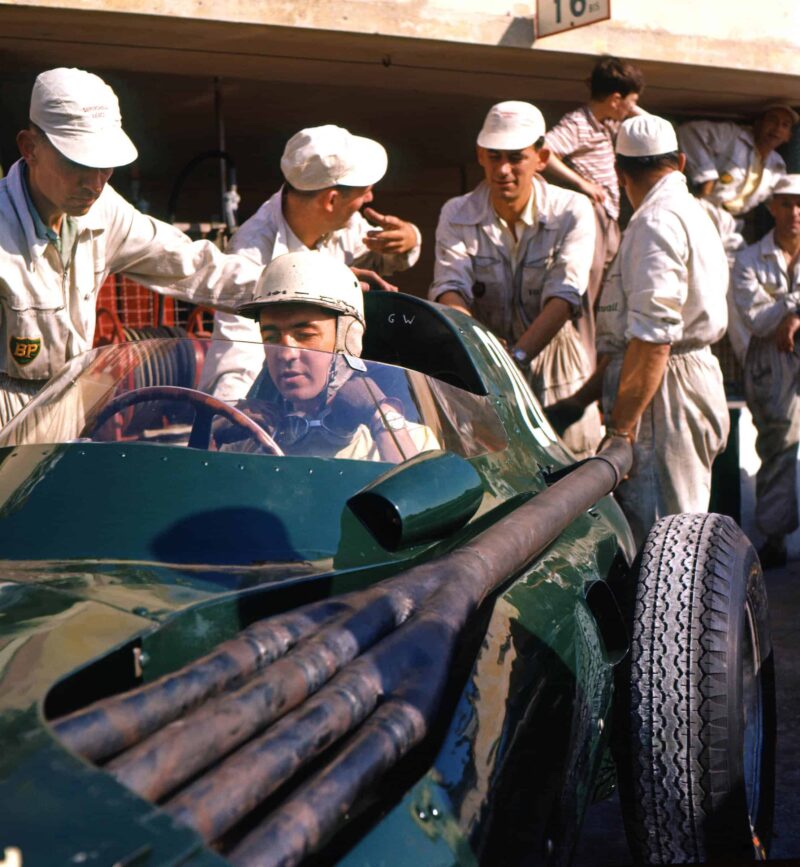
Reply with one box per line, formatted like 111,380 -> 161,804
772,174 -> 800,196
30,68 -> 138,169
477,101 -> 546,150
280,125 -> 387,191
238,251 -> 364,324
616,114 -> 679,157
761,103 -> 800,125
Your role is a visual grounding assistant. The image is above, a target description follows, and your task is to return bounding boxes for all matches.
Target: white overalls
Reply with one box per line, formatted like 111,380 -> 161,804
597,172 -> 730,546
0,159 -> 262,426
198,188 -> 421,400
733,230 -> 800,540
429,176 -> 600,458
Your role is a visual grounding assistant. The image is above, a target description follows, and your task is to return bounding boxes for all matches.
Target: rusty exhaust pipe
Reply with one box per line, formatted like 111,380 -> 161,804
105,574 -> 444,801
54,596 -> 356,762
52,440 -> 631,865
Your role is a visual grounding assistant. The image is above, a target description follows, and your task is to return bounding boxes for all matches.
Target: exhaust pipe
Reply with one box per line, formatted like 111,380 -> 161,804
52,440 -> 632,866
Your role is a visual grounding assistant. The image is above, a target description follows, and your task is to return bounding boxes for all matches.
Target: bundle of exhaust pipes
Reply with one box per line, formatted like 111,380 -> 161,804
53,440 -> 632,867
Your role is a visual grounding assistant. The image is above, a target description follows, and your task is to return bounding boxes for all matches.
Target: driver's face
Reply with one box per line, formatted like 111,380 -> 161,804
259,303 -> 337,407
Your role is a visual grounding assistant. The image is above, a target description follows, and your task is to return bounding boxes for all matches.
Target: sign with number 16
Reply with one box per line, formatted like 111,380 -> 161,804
536,0 -> 610,38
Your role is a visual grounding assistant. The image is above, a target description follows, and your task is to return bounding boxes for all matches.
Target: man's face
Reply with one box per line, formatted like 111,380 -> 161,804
754,109 -> 794,154
477,145 -> 546,204
20,129 -> 113,217
329,185 -> 374,230
259,303 -> 337,406
768,194 -> 800,237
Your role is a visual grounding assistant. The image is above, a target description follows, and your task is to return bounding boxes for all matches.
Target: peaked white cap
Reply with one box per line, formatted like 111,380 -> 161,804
761,103 -> 800,125
772,174 -> 800,196
281,125 -> 387,191
30,68 -> 137,169
616,114 -> 678,157
477,101 -> 546,150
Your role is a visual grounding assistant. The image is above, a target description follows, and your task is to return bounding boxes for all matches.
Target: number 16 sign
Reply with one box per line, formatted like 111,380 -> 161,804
536,0 -> 610,37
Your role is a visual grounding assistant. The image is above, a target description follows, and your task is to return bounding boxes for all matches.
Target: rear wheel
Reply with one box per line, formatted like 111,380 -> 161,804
617,513 -> 775,864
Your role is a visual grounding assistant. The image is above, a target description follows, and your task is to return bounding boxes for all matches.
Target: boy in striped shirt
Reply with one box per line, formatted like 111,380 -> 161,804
545,56 -> 645,358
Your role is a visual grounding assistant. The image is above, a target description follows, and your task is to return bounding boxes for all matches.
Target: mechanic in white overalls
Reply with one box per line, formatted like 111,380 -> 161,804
429,101 -> 600,459
0,68 -> 264,428
732,174 -> 800,568
594,115 -> 730,547
199,126 -> 421,401
679,104 -> 798,361
678,105 -> 797,220
234,251 -> 436,462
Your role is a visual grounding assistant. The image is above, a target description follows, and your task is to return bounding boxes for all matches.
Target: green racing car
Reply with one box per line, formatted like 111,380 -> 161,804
0,290 -> 774,866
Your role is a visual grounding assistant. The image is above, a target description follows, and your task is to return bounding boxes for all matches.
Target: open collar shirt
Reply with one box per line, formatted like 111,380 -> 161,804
732,229 -> 800,338
678,121 -> 786,216
429,176 -> 594,344
228,186 -> 421,271
0,158 -> 262,380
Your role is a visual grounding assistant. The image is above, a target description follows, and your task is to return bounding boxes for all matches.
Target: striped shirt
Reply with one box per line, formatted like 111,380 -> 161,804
545,106 -> 620,220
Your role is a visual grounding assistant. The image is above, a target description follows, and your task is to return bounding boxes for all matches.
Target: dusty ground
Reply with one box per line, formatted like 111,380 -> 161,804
575,560 -> 800,865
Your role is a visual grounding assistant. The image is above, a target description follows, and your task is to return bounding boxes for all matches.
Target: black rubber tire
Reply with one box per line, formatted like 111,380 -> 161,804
616,513 -> 775,864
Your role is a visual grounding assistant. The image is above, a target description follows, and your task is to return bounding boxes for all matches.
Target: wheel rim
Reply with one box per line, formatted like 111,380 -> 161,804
742,598 -> 763,825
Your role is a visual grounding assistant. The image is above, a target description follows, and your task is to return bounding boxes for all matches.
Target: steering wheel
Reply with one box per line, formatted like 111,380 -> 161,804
85,385 -> 284,455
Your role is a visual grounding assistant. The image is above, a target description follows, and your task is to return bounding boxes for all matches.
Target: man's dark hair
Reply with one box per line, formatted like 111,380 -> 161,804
615,151 -> 681,181
283,180 -> 368,199
590,56 -> 645,100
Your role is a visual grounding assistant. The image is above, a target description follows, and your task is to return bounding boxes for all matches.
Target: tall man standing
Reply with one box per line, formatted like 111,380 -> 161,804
595,115 -> 730,546
732,175 -> 800,567
199,125 -> 421,400
429,101 -> 600,458
0,67 -> 263,427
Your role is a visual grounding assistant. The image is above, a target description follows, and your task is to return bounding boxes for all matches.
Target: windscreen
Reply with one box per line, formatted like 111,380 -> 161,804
0,339 -> 507,464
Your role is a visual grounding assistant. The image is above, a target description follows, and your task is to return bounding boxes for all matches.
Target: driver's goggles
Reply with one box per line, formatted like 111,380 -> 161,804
274,410 -> 352,448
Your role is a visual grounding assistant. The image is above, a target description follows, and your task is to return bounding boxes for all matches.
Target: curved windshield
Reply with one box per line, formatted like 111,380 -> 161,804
0,339 -> 507,464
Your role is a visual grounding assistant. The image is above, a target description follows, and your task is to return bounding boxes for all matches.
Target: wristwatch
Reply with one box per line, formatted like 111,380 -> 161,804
511,347 -> 530,370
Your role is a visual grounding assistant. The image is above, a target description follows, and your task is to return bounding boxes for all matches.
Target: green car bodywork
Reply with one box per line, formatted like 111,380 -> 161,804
0,293 -> 635,866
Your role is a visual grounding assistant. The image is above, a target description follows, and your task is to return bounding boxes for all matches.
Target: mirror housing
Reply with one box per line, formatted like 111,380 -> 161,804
347,450 -> 484,551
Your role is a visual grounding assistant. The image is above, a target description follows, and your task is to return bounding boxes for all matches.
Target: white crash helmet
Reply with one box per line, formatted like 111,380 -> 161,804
238,251 -> 365,356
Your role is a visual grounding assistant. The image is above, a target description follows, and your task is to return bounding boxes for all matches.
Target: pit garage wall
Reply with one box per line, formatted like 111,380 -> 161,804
2,0 -> 800,78
2,0 -> 800,302
1,0 -> 798,543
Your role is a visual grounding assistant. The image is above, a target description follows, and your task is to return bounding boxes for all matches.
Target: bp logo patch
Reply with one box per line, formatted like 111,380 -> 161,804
10,336 -> 42,366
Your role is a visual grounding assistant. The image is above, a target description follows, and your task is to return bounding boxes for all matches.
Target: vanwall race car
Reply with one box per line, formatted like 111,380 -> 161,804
0,291 -> 775,866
